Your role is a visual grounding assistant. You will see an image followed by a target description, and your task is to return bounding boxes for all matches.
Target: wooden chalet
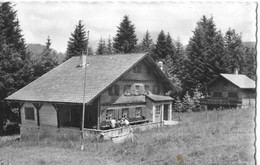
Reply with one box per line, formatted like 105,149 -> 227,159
5,53 -> 175,139
201,71 -> 255,109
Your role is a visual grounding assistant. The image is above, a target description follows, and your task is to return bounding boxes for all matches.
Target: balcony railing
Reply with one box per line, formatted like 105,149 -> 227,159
200,97 -> 242,106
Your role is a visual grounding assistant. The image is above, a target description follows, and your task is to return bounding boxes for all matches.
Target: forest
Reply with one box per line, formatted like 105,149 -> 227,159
0,2 -> 256,135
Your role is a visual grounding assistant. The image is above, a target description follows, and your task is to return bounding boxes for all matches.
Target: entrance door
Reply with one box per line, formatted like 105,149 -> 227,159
163,104 -> 169,120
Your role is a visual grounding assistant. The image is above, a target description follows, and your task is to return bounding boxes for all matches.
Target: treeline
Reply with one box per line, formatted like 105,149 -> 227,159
0,3 -> 61,134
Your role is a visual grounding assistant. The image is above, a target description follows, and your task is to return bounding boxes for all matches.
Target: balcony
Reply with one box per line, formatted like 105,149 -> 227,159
200,97 -> 242,106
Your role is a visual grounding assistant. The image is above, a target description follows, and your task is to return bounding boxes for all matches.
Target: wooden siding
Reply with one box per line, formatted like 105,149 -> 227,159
100,61 -> 166,105
39,104 -> 57,127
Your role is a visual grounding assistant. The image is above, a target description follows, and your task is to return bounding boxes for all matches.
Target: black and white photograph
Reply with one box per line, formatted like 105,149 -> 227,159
0,0 -> 257,164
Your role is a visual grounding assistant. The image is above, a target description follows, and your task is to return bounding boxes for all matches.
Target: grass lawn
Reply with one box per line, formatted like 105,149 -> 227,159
0,108 -> 255,165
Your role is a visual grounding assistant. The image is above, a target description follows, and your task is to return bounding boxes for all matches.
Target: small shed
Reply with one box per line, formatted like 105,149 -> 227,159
201,73 -> 256,109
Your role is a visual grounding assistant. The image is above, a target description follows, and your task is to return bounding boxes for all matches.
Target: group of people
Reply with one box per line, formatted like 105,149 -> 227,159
110,118 -> 129,129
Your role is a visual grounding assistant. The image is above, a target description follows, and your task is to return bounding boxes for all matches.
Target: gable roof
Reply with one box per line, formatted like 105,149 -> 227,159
6,53 -> 174,104
220,74 -> 255,89
206,73 -> 255,89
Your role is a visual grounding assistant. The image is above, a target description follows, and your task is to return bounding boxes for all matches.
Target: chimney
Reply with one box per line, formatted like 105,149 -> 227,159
158,61 -> 163,71
234,68 -> 239,75
79,54 -> 87,68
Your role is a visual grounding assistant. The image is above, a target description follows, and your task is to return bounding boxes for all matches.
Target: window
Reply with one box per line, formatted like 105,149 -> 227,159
228,92 -> 238,98
124,85 -> 131,95
24,107 -> 35,120
145,85 -> 150,94
155,106 -> 161,115
135,107 -> 142,117
109,85 -> 120,96
213,92 -> 222,97
133,65 -> 141,73
106,109 -> 113,120
122,108 -> 129,118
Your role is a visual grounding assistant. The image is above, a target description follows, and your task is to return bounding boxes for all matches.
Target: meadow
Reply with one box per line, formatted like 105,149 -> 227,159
0,108 -> 255,165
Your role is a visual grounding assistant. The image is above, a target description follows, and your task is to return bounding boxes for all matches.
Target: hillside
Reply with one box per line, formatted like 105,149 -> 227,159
0,108 -> 255,165
243,41 -> 256,49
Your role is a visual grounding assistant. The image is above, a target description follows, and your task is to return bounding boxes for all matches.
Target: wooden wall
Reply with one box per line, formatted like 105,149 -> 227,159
99,61 -> 166,125
39,104 -> 57,127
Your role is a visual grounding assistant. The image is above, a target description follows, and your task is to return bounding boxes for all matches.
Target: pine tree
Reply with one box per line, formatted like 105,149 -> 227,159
182,91 -> 194,112
223,28 -> 246,73
182,15 -> 227,91
66,20 -> 88,59
32,36 -> 59,79
173,37 -> 185,78
113,15 -> 138,53
140,30 -> 153,53
243,46 -> 256,80
96,38 -> 107,55
46,35 -> 51,50
152,30 -> 167,61
0,2 -> 33,134
107,36 -> 113,55
174,97 -> 182,112
192,88 -> 202,112
165,32 -> 175,57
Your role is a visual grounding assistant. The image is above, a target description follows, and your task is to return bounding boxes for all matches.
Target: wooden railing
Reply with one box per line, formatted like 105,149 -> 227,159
200,98 -> 242,106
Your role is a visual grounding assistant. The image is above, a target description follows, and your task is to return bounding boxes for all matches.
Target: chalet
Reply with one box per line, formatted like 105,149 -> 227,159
201,70 -> 255,109
5,53 -> 175,139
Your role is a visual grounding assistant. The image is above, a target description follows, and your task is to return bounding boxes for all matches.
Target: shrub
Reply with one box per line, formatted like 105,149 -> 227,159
182,91 -> 194,112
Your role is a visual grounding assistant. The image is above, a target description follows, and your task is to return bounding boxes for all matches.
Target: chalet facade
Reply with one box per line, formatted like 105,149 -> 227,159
5,53 -> 175,139
201,72 -> 255,109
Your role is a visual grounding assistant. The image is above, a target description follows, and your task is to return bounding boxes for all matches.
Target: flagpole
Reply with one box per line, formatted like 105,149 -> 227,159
81,31 -> 89,151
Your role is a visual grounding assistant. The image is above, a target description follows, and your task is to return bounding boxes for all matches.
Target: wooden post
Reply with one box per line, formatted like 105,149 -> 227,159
97,98 -> 100,130
33,103 -> 43,127
18,103 -> 24,124
52,104 -> 60,128
33,103 -> 42,143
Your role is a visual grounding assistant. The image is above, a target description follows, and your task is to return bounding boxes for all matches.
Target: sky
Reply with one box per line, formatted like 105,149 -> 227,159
13,1 -> 257,53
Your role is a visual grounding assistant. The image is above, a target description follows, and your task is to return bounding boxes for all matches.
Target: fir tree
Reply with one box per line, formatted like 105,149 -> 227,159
173,37 -> 186,78
33,36 -> 59,79
96,37 -> 107,55
182,91 -> 194,112
113,15 -> 138,53
66,20 -> 88,59
0,2 -> 33,134
107,36 -> 113,55
152,30 -> 167,61
46,35 -> 51,50
165,32 -> 175,57
223,28 -> 246,73
140,30 -> 153,53
243,46 -> 256,80
182,15 -> 227,91
174,97 -> 182,112
192,88 -> 202,112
